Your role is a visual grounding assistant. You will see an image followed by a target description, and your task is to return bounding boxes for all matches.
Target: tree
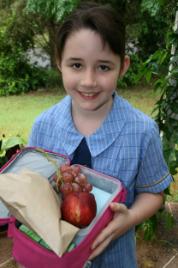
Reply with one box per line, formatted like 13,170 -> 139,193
25,0 -> 80,67
0,0 -> 48,95
155,11 -> 178,176
138,1 -> 178,176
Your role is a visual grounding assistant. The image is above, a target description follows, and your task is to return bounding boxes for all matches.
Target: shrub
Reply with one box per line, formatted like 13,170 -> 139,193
0,16 -> 49,96
0,135 -> 25,168
118,53 -> 143,88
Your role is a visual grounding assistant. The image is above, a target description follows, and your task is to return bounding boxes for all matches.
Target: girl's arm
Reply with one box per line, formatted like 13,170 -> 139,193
89,192 -> 163,260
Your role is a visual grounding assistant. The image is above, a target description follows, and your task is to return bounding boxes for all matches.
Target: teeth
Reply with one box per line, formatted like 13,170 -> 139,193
81,92 -> 95,96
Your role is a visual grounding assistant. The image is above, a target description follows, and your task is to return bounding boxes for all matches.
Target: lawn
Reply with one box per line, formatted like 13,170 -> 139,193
0,91 -> 64,142
0,86 -> 159,142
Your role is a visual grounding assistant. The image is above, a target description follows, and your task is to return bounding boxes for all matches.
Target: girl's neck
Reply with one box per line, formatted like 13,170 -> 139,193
72,99 -> 113,136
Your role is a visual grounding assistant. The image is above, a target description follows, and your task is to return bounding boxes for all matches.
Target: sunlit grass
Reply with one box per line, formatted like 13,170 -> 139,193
119,86 -> 160,116
0,91 -> 64,142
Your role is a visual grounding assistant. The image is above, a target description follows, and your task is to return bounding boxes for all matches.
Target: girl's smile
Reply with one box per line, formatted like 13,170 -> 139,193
77,91 -> 100,100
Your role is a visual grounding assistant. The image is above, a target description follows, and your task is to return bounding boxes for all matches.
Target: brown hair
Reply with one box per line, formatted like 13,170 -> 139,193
56,2 -> 126,66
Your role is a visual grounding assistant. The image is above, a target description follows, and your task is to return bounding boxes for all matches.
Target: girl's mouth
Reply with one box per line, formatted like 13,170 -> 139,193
78,91 -> 99,100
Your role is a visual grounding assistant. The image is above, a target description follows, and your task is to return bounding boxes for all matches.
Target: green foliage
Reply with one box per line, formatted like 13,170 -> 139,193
0,135 -> 25,168
25,0 -> 81,68
155,78 -> 178,175
135,7 -> 178,241
137,49 -> 169,84
0,49 -> 49,95
141,0 -> 163,17
0,136 -> 24,153
137,0 -> 178,59
41,68 -> 62,90
139,29 -> 178,176
137,207 -> 175,240
137,216 -> 158,240
26,0 -> 80,22
134,4 -> 178,239
118,53 -> 143,88
0,11 -> 50,95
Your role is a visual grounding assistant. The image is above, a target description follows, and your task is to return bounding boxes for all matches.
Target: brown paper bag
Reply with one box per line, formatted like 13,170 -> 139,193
0,169 -> 79,256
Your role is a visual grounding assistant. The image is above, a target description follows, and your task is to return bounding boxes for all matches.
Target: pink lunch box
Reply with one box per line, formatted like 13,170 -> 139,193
0,147 -> 126,268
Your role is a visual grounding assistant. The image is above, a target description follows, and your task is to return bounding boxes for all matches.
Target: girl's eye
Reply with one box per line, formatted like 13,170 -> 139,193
98,65 -> 110,72
71,63 -> 82,69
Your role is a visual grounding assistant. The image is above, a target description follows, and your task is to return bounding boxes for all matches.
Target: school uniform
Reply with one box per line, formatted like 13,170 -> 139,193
29,92 -> 172,268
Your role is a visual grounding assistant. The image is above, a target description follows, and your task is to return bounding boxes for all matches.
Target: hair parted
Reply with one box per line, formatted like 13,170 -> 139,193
56,2 -> 126,65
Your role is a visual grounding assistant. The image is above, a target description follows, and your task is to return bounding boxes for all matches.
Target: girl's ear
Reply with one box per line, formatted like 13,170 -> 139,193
119,55 -> 130,77
56,59 -> 61,72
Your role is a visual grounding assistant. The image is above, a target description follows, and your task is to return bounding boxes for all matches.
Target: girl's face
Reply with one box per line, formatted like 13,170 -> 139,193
59,29 -> 129,114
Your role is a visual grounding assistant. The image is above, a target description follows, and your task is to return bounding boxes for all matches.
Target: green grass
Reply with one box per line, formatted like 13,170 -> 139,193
0,87 -> 159,142
119,87 -> 159,116
0,91 -> 63,142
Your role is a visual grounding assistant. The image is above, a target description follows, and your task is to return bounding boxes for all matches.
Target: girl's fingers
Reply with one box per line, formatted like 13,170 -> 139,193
91,203 -> 128,249
88,235 -> 112,260
89,203 -> 129,260
110,202 -> 127,213
90,228 -> 109,250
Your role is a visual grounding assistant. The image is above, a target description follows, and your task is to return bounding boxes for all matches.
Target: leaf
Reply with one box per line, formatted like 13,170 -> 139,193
1,136 -> 24,151
141,0 -> 161,17
0,150 -> 6,157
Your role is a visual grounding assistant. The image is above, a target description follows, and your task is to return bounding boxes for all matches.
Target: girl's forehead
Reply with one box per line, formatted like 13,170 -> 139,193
66,28 -> 104,45
63,29 -> 112,56
61,28 -> 121,64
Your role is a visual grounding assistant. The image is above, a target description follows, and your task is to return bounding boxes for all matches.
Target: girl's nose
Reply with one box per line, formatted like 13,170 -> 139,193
80,69 -> 97,87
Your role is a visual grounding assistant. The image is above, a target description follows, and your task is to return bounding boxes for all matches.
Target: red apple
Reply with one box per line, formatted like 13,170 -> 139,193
61,192 -> 97,228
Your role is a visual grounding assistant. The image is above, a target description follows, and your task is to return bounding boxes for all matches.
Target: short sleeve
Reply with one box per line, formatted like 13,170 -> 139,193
28,119 -> 42,147
135,123 -> 173,193
28,125 -> 36,146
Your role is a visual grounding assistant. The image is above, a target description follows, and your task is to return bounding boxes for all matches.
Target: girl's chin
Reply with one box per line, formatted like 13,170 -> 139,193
79,105 -> 98,112
72,95 -> 113,112
77,102 -> 108,112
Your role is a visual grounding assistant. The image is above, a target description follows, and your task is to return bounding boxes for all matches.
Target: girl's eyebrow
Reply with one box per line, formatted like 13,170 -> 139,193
66,57 -> 115,66
98,60 -> 115,65
66,58 -> 115,65
66,57 -> 82,62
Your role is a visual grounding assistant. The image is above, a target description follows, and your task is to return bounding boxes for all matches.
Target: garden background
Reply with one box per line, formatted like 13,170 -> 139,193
0,0 -> 178,267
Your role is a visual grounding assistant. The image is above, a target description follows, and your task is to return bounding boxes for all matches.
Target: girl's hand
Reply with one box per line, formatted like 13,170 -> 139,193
88,192 -> 163,260
88,202 -> 134,260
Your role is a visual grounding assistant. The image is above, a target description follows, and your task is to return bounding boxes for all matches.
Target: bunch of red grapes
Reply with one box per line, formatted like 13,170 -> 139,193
54,163 -> 97,228
56,163 -> 93,196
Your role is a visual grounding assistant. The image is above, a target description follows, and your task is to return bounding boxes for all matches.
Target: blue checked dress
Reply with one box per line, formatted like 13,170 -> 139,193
28,93 -> 173,268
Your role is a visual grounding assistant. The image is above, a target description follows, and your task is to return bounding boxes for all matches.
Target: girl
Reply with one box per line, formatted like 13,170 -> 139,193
29,2 -> 172,267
